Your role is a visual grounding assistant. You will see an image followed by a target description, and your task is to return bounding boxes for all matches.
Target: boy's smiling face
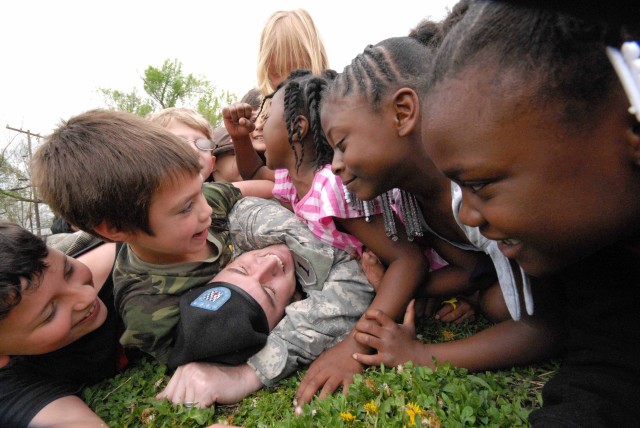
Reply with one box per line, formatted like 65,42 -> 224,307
126,172 -> 213,265
423,66 -> 640,277
0,248 -> 107,365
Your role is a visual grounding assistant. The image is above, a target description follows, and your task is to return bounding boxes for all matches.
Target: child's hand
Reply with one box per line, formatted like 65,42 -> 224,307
435,296 -> 476,324
352,300 -> 424,368
222,102 -> 255,140
294,334 -> 366,409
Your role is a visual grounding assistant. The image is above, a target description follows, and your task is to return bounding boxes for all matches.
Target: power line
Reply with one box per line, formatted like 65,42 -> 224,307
6,125 -> 44,139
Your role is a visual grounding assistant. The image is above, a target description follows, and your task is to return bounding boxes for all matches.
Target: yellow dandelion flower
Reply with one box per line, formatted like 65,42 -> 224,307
442,330 -> 456,341
406,407 -> 417,426
406,402 -> 422,414
405,402 -> 424,426
364,400 -> 378,415
340,411 -> 356,422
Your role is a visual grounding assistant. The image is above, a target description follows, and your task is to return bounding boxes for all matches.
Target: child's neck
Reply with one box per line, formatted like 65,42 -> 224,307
413,175 -> 470,244
287,159 -> 320,199
129,240 -> 214,265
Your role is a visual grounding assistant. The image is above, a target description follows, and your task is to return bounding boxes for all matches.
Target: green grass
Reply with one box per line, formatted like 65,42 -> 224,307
83,317 -> 559,427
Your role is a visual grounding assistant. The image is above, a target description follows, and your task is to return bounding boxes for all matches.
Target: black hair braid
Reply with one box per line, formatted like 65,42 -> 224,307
288,68 -> 312,81
257,92 -> 273,118
330,37 -> 429,113
365,45 -> 396,84
306,77 -> 333,169
322,69 -> 338,81
343,55 -> 361,97
283,82 -> 304,170
361,47 -> 395,107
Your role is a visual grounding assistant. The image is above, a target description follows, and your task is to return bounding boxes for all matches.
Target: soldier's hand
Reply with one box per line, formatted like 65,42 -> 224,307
157,362 -> 262,407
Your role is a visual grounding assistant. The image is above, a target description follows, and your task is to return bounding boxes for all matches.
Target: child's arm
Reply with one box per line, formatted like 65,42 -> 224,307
424,235 -> 495,297
222,103 -> 275,181
30,395 -> 107,428
295,213 -> 429,405
340,213 -> 429,321
351,302 -> 562,371
231,179 -> 274,199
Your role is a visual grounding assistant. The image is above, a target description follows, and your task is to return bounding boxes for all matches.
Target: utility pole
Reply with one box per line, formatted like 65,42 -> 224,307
5,125 -> 44,235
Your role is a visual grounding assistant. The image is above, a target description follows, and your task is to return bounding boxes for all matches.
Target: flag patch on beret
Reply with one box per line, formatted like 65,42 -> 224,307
190,286 -> 231,311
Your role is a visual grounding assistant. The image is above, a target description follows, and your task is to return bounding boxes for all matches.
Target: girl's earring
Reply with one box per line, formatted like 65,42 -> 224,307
607,41 -> 640,122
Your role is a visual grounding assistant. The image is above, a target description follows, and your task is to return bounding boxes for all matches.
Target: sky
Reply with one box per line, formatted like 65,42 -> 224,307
1,0 -> 458,148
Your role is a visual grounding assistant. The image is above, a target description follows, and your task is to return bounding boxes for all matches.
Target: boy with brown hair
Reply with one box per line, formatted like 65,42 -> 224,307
31,109 -> 244,363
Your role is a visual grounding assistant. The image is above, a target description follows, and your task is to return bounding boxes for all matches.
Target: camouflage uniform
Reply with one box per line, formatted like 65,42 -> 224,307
113,182 -> 242,363
230,197 -> 375,386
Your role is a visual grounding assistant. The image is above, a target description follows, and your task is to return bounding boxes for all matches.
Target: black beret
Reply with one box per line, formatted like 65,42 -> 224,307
168,281 -> 269,369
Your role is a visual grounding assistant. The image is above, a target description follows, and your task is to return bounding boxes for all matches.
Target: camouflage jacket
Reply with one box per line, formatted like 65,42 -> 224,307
229,197 -> 375,386
113,183 -> 242,363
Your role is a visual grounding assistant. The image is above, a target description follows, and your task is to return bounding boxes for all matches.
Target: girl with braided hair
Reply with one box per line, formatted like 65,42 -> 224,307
319,22 -> 511,328
223,69 -> 429,406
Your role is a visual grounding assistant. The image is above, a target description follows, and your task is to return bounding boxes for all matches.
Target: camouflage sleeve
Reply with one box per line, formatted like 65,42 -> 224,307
112,248 -> 180,364
113,244 -> 230,364
203,182 -> 243,230
45,231 -> 102,255
228,197 -> 374,386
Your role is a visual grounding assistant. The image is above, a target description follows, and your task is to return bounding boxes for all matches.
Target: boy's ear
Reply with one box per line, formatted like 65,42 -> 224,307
93,221 -> 132,242
0,355 -> 10,368
291,115 -> 309,142
211,155 -> 218,173
392,88 -> 419,137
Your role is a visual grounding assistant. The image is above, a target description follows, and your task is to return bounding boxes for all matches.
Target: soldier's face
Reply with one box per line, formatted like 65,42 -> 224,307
0,247 -> 107,365
212,244 -> 296,330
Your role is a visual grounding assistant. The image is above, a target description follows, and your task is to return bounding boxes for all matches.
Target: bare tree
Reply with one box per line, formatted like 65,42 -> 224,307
2,126 -> 53,234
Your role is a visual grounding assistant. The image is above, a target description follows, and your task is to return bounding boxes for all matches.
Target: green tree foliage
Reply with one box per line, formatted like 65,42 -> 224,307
98,88 -> 154,117
99,58 -> 236,127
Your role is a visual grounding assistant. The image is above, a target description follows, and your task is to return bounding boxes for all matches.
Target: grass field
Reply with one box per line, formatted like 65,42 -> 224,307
83,316 -> 559,427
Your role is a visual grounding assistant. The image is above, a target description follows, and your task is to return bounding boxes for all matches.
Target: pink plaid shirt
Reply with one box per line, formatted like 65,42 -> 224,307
273,165 -> 380,256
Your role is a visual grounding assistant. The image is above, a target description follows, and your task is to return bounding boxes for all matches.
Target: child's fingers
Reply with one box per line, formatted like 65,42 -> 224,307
453,309 -> 476,324
403,299 -> 416,327
435,304 -> 453,320
352,351 -> 384,366
361,308 -> 393,325
353,329 -> 384,349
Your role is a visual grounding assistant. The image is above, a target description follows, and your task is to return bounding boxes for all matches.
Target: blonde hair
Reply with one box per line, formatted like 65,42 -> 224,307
146,107 -> 214,139
257,8 -> 329,97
